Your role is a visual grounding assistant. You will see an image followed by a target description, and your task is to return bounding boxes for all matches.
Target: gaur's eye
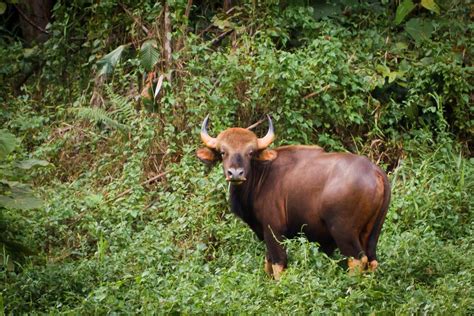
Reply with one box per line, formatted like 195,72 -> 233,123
247,150 -> 254,156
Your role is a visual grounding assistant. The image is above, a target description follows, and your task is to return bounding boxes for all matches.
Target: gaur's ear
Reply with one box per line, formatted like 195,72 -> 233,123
254,149 -> 277,162
196,147 -> 219,166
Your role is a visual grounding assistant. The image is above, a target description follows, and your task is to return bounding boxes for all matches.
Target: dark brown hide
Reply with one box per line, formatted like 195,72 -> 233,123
197,120 -> 390,278
230,146 -> 390,265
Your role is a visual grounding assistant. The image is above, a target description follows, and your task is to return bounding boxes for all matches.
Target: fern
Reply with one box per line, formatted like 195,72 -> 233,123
104,85 -> 136,125
73,107 -> 129,132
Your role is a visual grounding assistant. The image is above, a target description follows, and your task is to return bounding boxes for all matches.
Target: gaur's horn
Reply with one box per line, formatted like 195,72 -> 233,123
257,115 -> 275,149
200,115 -> 218,148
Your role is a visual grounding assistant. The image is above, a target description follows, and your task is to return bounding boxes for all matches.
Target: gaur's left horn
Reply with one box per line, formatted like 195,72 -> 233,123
200,115 -> 218,148
257,115 -> 275,149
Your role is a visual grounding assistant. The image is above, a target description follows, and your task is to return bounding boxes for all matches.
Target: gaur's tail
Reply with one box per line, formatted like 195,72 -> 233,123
366,168 -> 391,262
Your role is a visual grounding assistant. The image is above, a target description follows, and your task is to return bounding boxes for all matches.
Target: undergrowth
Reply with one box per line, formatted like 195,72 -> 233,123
0,0 -> 472,314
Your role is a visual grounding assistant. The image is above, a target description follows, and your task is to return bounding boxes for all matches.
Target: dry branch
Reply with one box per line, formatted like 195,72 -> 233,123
303,84 -> 331,100
108,170 -> 170,203
211,29 -> 234,46
14,4 -> 50,35
247,117 -> 266,130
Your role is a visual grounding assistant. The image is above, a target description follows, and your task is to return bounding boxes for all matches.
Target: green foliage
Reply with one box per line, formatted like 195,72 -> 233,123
0,0 -> 472,314
96,45 -> 128,77
0,129 -> 47,211
139,40 -> 160,72
0,128 -> 49,271
421,0 -> 441,14
0,129 -> 17,159
72,107 -> 129,133
395,0 -> 417,25
405,18 -> 434,42
0,180 -> 42,210
396,0 -> 440,25
16,159 -> 50,170
0,3 -> 6,15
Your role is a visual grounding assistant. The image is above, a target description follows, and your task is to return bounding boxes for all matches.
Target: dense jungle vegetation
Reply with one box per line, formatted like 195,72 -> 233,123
0,0 -> 473,313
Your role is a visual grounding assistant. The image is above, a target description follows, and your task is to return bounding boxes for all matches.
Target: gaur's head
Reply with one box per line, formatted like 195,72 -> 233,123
196,115 -> 277,185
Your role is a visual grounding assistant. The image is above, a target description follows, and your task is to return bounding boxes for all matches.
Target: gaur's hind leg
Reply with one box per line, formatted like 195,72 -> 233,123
368,260 -> 378,271
360,229 -> 378,272
360,213 -> 380,272
331,230 -> 368,272
365,243 -> 378,272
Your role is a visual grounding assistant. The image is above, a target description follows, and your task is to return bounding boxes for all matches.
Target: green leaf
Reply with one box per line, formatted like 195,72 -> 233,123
96,45 -> 127,76
0,182 -> 42,210
394,42 -> 408,52
375,64 -> 390,77
73,107 -> 129,132
421,0 -> 440,14
405,18 -> 434,43
212,17 -> 234,30
16,159 -> 50,170
0,130 -> 18,159
395,0 -> 416,25
140,40 -> 160,72
0,2 -> 7,15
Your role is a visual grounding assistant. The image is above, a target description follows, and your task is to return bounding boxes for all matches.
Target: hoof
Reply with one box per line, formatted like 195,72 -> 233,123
361,255 -> 368,266
369,260 -> 378,272
264,257 -> 273,276
272,263 -> 285,281
348,256 -> 368,274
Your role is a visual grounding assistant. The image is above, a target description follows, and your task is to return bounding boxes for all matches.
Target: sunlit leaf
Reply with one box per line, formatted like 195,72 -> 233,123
96,45 -> 127,76
0,2 -> 7,15
0,130 -> 18,159
140,40 -> 160,72
421,0 -> 440,14
16,159 -> 50,170
212,18 -> 234,30
395,0 -> 416,25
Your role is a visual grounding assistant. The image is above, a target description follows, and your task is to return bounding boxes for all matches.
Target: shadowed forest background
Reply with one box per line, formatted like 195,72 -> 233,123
0,0 -> 472,313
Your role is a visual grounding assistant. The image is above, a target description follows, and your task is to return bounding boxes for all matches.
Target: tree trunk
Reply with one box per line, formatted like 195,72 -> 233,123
162,0 -> 172,83
17,0 -> 54,44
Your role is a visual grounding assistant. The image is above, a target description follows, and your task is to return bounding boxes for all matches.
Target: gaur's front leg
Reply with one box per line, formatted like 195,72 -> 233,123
263,227 -> 287,280
264,251 -> 273,277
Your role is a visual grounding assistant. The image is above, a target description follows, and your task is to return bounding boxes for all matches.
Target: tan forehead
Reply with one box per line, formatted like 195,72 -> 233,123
217,128 -> 257,148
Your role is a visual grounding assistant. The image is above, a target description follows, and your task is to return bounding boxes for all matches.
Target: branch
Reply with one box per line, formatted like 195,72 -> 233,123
14,4 -> 50,35
303,84 -> 331,100
198,6 -> 236,37
211,29 -> 234,46
118,2 -> 149,35
247,117 -> 266,130
184,0 -> 193,19
162,0 -> 173,82
108,170 -> 170,203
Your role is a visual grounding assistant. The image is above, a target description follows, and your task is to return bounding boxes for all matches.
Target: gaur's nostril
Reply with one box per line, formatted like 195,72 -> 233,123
227,168 -> 244,179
